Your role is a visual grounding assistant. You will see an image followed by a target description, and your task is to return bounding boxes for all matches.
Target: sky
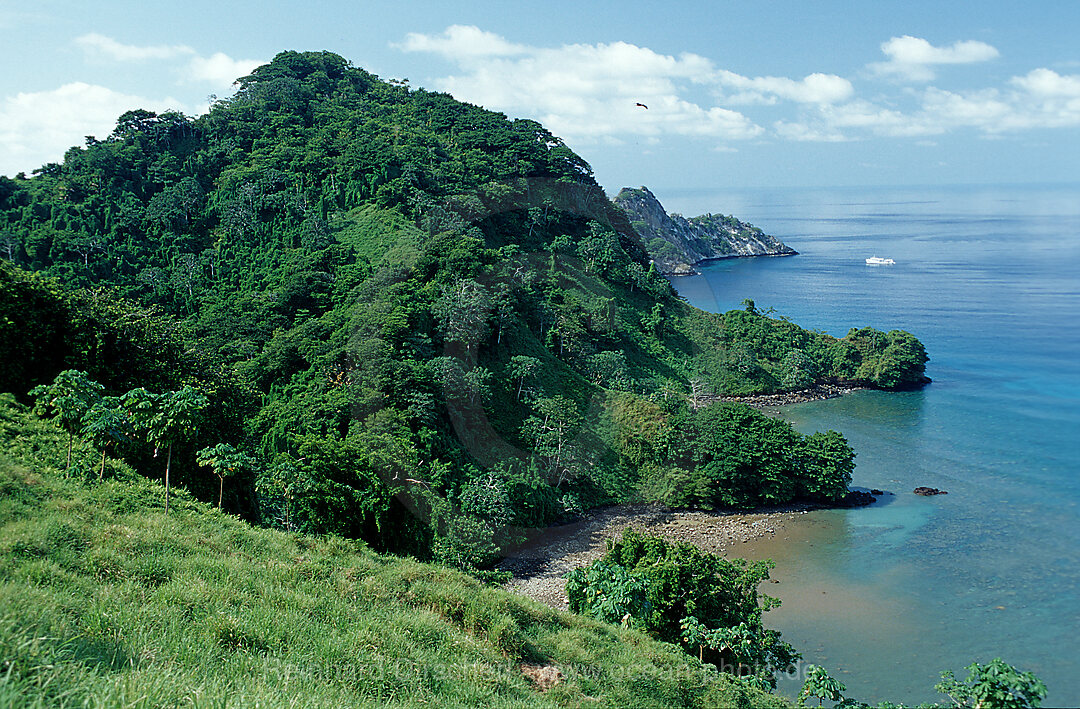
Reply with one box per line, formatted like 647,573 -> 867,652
2,0 -> 1078,202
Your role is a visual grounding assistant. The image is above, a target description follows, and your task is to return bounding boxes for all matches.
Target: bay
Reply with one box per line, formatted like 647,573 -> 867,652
664,184 -> 1080,706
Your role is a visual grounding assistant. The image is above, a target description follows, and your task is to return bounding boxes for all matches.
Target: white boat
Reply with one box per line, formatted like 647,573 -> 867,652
865,256 -> 895,265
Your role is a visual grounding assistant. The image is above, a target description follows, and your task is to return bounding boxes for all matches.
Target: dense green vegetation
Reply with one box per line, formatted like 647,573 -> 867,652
0,51 -> 928,566
0,400 -> 1045,707
567,530 -> 797,690
634,399 -> 856,509
0,397 -> 788,708
0,49 -> 1048,707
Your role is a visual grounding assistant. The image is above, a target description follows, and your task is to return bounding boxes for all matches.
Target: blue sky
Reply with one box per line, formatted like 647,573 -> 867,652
2,0 -> 1078,202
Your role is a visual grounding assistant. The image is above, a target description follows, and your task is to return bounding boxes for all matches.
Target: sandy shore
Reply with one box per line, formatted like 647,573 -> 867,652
497,386 -> 869,610
497,503 -> 816,610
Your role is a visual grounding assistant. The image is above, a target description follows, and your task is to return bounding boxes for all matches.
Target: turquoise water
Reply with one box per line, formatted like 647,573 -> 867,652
666,184 -> 1080,705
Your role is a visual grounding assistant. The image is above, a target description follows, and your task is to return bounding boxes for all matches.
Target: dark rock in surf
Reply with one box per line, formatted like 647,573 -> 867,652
836,490 -> 876,507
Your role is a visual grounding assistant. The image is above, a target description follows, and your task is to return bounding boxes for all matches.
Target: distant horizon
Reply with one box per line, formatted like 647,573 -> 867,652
618,179 -> 1080,195
609,181 -> 1080,222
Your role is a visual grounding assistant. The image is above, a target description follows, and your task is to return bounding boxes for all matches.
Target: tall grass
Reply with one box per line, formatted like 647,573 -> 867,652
0,399 -> 789,708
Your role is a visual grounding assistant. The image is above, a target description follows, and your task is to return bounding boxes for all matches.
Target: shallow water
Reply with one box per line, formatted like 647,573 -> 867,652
667,184 -> 1080,706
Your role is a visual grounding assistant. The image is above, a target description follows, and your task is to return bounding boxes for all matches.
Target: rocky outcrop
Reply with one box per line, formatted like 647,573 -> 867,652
835,490 -> 877,507
913,487 -> 948,496
613,186 -> 797,275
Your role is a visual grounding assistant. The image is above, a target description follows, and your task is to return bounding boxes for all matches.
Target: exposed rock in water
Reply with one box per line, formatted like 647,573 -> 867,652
836,490 -> 877,507
914,486 -> 948,496
613,186 -> 797,275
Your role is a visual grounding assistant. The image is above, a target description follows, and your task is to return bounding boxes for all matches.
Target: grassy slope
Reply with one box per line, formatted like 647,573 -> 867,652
0,400 -> 790,708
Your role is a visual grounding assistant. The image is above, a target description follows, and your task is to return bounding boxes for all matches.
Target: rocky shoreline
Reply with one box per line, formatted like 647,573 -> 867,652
699,383 -> 867,408
497,503 -> 814,610
612,186 -> 797,276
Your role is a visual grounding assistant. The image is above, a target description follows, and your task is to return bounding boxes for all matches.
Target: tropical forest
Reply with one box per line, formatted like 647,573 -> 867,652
0,51 -> 1043,708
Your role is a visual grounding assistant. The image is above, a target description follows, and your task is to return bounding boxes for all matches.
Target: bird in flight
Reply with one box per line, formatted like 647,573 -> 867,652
635,102 -> 648,109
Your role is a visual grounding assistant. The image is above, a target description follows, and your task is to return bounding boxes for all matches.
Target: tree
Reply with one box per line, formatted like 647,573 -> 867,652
458,473 -> 513,529
641,302 -> 664,340
256,457 -> 306,531
798,665 -> 847,707
124,386 -> 208,514
521,395 -> 583,488
197,443 -> 257,508
780,349 -> 816,390
843,327 -> 928,389
492,283 -> 515,344
565,561 -> 651,629
567,530 -> 798,688
0,232 -> 20,262
80,395 -> 132,479
799,430 -> 855,503
508,355 -> 541,401
688,377 -> 712,408
426,496 -> 501,572
170,253 -> 204,303
935,658 -> 1047,709
429,357 -> 491,408
586,350 -> 632,389
30,370 -> 104,468
672,402 -> 802,508
433,279 -> 491,357
577,222 -> 620,275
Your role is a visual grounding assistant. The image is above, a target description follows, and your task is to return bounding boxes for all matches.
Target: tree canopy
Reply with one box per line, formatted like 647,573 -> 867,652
0,50 -> 926,562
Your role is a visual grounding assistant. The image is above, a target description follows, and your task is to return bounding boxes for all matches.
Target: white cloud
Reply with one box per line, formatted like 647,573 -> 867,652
400,29 -> 760,143
399,27 -> 1080,149
821,99 -> 941,137
0,34 -> 265,176
773,120 -> 849,142
76,33 -> 194,62
918,87 -> 1013,131
1010,68 -> 1080,97
0,83 -> 193,176
718,71 -> 854,105
785,67 -> 1080,142
396,25 -> 525,58
398,27 -> 869,144
869,35 -> 999,81
185,53 -> 264,87
74,33 -> 263,89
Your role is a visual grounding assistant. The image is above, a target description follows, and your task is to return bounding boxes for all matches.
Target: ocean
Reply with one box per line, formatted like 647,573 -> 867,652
663,184 -> 1080,706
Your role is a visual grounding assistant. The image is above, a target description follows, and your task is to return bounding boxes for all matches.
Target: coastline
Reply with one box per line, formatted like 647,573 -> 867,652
662,249 -> 800,277
699,383 -> 867,408
498,502 -> 816,610
499,385 -> 871,610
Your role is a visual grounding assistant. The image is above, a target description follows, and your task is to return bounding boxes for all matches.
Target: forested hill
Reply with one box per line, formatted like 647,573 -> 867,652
0,50 -> 928,565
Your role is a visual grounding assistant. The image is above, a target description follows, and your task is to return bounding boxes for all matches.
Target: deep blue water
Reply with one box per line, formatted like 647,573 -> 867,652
665,184 -> 1080,705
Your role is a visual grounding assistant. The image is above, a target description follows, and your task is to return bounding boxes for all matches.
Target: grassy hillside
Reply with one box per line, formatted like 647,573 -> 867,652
0,397 -> 789,708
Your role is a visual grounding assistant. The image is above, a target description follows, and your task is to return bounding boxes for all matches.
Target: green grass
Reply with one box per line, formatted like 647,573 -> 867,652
0,400 -> 791,708
333,205 -> 425,265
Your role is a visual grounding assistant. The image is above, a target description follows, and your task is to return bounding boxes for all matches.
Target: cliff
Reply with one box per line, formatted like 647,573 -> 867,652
613,186 -> 797,275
